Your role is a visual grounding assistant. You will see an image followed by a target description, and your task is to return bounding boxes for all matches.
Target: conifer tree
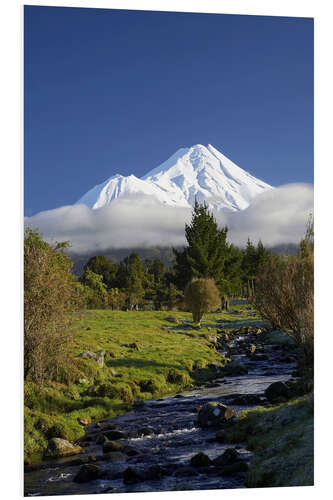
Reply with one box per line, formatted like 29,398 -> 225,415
173,200 -> 228,289
122,253 -> 145,309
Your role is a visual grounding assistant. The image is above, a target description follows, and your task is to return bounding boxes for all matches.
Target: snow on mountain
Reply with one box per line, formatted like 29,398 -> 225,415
75,144 -> 272,212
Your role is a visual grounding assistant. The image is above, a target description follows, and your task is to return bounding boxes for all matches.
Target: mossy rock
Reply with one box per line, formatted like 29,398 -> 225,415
102,440 -> 124,453
43,438 -> 83,459
73,464 -> 102,483
197,402 -> 236,427
264,381 -> 290,403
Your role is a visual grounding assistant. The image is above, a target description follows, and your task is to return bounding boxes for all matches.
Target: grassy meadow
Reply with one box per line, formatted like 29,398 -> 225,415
25,306 -> 256,462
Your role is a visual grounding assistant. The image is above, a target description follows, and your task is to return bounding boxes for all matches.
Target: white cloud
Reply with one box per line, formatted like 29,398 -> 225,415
24,183 -> 313,254
219,183 -> 314,247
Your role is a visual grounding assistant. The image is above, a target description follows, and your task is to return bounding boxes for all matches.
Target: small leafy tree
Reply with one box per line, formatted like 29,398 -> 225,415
184,278 -> 221,325
84,255 -> 118,288
24,228 -> 82,383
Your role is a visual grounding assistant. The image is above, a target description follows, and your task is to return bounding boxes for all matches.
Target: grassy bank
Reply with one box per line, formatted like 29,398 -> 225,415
224,394 -> 314,487
25,308 -> 244,461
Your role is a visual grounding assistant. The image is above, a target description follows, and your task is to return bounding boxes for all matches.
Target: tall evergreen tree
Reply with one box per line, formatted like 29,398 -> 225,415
119,253 -> 145,309
173,200 -> 229,290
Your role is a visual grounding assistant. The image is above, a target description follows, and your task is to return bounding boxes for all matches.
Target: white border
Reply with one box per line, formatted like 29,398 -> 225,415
1,1 -> 332,499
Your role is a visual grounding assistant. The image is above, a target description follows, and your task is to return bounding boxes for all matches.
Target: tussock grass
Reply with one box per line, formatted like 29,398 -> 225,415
224,394 -> 314,487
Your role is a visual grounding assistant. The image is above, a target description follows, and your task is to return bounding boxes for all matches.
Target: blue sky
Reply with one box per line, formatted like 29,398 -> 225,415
24,6 -> 313,216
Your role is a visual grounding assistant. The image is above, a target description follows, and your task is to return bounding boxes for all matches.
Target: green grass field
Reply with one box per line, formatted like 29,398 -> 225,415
25,307 -> 257,461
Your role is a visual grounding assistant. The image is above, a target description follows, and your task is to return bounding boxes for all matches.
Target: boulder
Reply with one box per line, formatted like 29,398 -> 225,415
102,440 -> 124,453
264,381 -> 290,402
73,464 -> 102,483
77,350 -> 106,368
197,402 -> 236,427
190,452 -> 212,467
123,466 -> 145,484
213,448 -> 239,466
43,438 -> 83,459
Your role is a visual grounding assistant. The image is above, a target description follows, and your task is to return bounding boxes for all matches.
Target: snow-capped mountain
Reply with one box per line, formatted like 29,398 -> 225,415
75,144 -> 272,212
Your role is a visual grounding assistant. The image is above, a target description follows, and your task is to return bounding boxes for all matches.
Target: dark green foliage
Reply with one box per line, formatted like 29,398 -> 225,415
80,269 -> 108,309
241,239 -> 271,297
173,201 -> 247,297
84,255 -> 118,288
116,253 -> 145,309
174,200 -> 228,289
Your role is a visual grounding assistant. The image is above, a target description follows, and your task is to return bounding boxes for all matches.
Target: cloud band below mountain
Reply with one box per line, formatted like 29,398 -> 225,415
24,183 -> 313,254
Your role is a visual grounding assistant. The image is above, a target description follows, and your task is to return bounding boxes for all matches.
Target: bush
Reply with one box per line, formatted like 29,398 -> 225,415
254,252 -> 313,366
184,278 -> 221,324
24,229 -> 83,383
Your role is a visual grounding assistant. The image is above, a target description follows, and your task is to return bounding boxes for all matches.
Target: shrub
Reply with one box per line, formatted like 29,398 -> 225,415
254,252 -> 313,366
24,229 -> 82,383
184,278 -> 221,324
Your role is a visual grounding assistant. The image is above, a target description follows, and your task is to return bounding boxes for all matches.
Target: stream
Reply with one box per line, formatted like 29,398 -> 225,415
24,319 -> 297,496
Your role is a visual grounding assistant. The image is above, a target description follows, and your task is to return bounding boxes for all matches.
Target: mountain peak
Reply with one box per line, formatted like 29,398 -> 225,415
75,144 -> 272,212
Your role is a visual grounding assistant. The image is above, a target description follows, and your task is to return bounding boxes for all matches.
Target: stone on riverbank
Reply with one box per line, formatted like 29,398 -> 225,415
103,440 -> 124,453
197,402 -> 236,427
213,448 -> 239,466
123,466 -> 145,484
264,381 -> 290,402
43,438 -> 83,459
190,452 -> 212,467
73,464 -> 102,483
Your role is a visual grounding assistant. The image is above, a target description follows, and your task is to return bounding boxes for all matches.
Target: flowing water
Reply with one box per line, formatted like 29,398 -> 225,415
24,325 -> 296,496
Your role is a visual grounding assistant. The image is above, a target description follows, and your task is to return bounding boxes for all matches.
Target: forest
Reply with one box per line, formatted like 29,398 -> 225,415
74,201 -> 272,312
